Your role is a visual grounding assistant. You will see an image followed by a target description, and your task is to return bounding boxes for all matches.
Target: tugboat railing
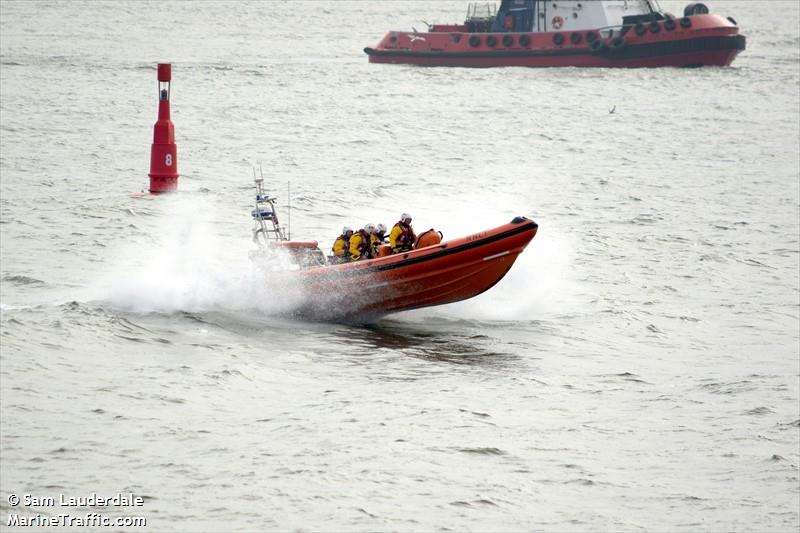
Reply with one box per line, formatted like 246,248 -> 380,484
466,2 -> 497,20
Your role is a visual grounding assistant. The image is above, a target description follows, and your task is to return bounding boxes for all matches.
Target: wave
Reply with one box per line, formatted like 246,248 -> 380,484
2,274 -> 45,286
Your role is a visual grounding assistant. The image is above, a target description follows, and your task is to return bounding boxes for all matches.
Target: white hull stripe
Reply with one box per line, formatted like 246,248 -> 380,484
483,251 -> 510,261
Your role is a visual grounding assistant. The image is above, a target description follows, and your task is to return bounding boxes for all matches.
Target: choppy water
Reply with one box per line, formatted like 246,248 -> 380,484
1,1 -> 798,531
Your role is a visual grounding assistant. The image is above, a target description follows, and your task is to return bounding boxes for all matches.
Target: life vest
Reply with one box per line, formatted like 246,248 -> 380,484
350,229 -> 371,260
370,233 -> 384,256
332,235 -> 350,258
390,221 -> 416,252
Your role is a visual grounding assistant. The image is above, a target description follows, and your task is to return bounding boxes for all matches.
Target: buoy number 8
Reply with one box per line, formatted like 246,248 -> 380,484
165,154 -> 173,166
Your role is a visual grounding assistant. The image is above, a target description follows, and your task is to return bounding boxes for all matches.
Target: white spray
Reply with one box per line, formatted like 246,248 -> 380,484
95,195 -> 306,316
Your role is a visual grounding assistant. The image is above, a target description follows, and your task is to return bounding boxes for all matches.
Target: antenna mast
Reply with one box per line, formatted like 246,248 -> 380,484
251,165 -> 287,244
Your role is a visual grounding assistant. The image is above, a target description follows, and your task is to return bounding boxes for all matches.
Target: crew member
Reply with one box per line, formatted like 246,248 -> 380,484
349,223 -> 375,261
374,223 -> 388,244
371,223 -> 387,257
331,226 -> 353,264
390,213 -> 416,253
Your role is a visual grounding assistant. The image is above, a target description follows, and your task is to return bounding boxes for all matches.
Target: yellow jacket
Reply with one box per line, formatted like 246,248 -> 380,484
370,233 -> 381,252
349,230 -> 370,261
390,222 -> 416,252
332,236 -> 349,258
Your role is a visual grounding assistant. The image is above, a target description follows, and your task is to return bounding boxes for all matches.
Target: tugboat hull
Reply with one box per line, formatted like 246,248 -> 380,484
365,14 -> 745,68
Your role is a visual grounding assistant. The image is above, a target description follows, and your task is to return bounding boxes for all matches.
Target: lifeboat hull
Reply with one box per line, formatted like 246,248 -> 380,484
365,14 -> 745,68
294,217 -> 538,321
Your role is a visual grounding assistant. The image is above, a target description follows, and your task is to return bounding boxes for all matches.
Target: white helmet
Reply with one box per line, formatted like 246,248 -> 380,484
342,226 -> 353,235
364,223 -> 376,234
401,212 -> 412,222
377,223 -> 387,233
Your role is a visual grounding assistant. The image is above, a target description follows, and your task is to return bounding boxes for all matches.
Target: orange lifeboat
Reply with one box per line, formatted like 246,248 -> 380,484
296,216 -> 538,321
248,177 -> 538,321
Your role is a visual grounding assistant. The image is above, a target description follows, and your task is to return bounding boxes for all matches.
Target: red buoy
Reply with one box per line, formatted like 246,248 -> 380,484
148,63 -> 179,193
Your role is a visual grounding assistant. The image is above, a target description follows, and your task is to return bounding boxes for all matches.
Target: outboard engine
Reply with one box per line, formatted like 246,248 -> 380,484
684,3 -> 710,16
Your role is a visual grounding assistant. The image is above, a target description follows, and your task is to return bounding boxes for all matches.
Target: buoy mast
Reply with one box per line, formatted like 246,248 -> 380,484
148,63 -> 179,193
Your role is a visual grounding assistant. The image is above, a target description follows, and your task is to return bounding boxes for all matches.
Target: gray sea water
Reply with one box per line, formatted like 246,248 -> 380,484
1,1 -> 798,531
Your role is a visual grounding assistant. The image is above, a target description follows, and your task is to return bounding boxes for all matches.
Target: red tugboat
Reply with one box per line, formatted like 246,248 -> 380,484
364,1 -> 745,68
248,176 -> 538,322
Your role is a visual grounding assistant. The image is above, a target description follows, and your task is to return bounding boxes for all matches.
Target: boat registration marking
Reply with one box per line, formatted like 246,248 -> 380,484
483,251 -> 509,261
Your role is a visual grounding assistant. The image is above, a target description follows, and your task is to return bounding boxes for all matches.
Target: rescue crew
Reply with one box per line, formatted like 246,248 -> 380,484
331,226 -> 353,264
390,213 -> 416,253
349,223 -> 375,261
371,223 -> 387,257
374,223 -> 388,244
